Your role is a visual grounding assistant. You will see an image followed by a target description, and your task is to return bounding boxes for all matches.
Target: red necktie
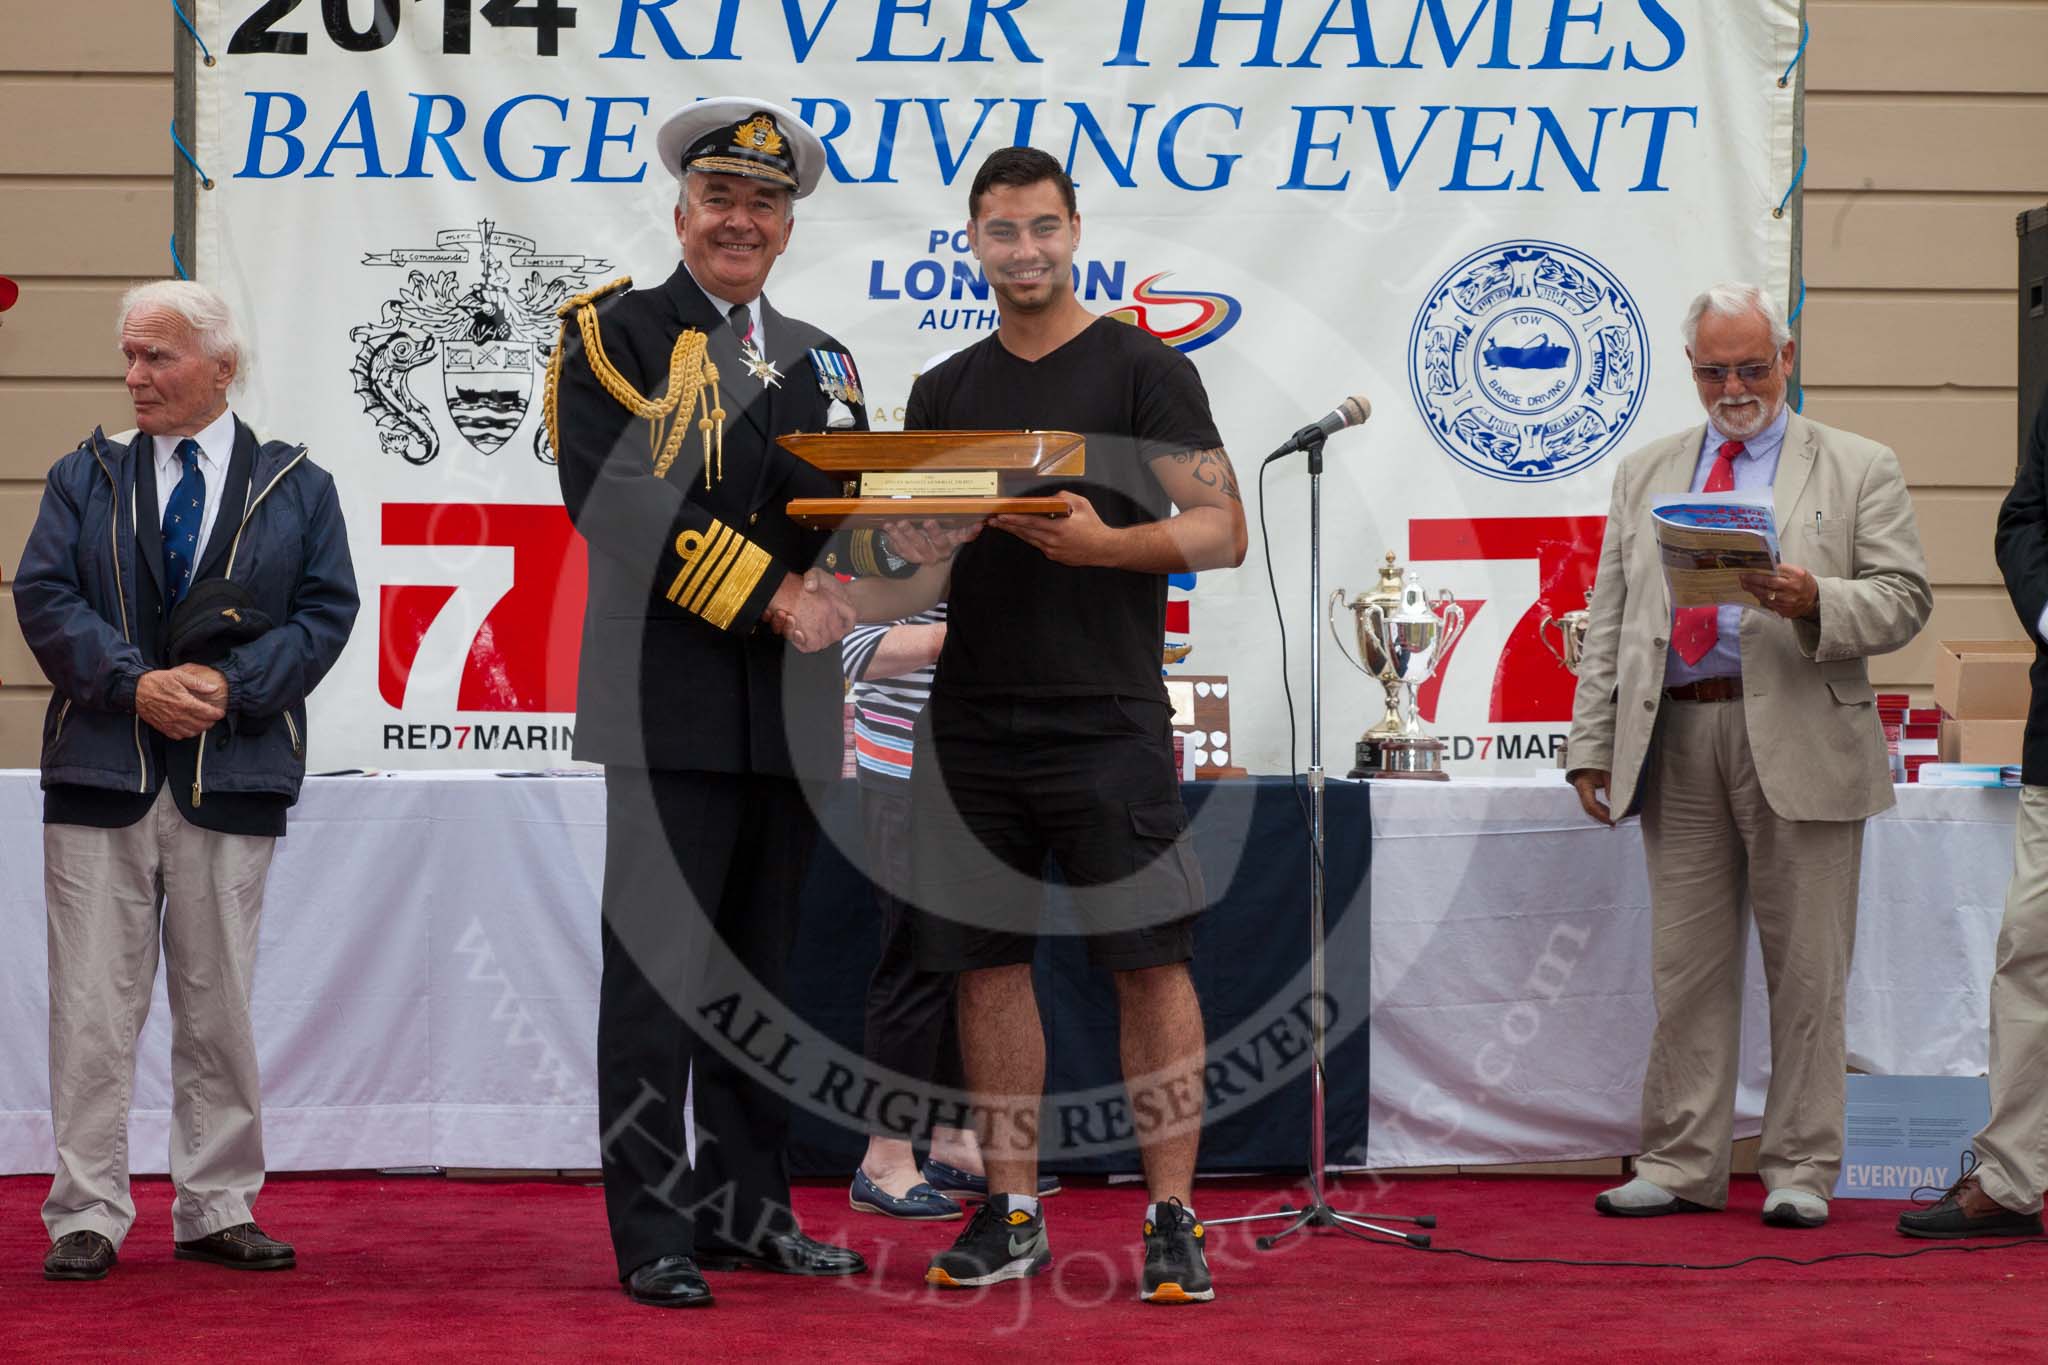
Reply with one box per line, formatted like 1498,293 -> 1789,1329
1670,440 -> 1745,666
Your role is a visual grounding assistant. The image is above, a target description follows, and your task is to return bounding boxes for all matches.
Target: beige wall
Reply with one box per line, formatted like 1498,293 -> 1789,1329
1,4 -> 2044,762
1804,0 -> 2048,684
0,0 -> 169,760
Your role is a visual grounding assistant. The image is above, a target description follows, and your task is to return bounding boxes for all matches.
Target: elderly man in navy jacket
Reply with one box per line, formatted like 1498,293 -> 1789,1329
16,280 -> 358,1283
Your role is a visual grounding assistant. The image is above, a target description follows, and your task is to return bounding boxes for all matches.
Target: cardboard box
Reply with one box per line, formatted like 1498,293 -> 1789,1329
1933,640 -> 2034,719
1835,1075 -> 1989,1200
1940,716 -> 2026,765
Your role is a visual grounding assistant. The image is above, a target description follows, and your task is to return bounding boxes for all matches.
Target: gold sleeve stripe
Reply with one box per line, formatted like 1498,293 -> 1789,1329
703,541 -> 774,631
673,524 -> 737,604
665,528 -> 710,606
662,519 -> 773,630
847,530 -> 883,579
684,531 -> 747,616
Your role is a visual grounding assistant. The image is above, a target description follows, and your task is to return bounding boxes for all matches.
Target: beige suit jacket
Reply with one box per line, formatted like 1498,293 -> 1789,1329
1566,413 -> 1932,823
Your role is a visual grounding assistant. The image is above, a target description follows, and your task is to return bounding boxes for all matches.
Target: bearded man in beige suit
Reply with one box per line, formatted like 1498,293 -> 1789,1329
1565,283 -> 1931,1230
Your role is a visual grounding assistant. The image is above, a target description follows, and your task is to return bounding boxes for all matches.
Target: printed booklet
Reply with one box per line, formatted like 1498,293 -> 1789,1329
1651,494 -> 1780,609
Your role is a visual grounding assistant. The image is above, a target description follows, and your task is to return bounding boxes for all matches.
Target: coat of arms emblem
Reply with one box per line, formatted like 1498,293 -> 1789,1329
350,221 -> 609,466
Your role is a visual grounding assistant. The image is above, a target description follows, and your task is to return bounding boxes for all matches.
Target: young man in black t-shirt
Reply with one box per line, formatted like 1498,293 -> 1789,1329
902,147 -> 1247,1304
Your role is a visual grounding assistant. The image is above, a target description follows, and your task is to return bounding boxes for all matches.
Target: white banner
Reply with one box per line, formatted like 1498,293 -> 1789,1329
192,0 -> 1799,773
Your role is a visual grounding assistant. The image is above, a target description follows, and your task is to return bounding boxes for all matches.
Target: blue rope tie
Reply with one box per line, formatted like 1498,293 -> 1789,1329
172,0 -> 216,65
1773,146 -> 1805,220
1778,20 -> 1809,89
170,119 -> 213,190
170,2 -> 214,276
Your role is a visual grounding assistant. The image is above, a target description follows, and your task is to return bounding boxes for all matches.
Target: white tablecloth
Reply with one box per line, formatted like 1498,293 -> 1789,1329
0,772 -> 2016,1174
1365,775 -> 2014,1166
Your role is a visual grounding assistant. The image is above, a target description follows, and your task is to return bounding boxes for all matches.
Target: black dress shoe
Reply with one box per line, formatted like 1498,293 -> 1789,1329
1897,1175 -> 2045,1241
174,1222 -> 296,1270
624,1255 -> 714,1308
695,1230 -> 866,1276
44,1231 -> 117,1281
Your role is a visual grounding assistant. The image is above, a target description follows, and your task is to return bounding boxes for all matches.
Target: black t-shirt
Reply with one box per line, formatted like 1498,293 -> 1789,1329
906,318 -> 1223,702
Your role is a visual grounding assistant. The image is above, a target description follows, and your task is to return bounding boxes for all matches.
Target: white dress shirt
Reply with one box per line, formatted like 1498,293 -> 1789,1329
684,266 -> 766,352
152,406 -> 235,561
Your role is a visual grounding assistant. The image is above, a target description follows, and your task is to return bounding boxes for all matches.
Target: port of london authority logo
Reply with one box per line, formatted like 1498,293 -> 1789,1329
350,221 -> 610,467
1409,241 -> 1647,483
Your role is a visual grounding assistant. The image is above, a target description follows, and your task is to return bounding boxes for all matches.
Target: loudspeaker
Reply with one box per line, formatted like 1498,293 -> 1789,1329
2023,204 -> 2048,466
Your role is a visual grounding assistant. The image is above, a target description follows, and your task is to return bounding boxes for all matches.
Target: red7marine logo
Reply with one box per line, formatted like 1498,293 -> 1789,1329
380,503 -> 588,712
1407,516 -> 1606,723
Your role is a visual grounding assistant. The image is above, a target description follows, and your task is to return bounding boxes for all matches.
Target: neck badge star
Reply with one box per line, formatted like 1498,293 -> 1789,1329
740,339 -> 783,389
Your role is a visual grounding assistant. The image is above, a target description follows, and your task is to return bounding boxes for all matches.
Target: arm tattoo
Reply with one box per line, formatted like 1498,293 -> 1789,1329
1169,447 -> 1242,502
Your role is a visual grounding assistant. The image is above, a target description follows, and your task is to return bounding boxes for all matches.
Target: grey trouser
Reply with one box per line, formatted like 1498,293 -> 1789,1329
1974,785 -> 2048,1215
1634,700 -> 1864,1205
43,787 -> 276,1248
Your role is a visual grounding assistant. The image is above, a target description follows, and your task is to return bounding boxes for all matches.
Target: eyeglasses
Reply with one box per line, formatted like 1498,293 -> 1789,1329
1691,362 -> 1778,384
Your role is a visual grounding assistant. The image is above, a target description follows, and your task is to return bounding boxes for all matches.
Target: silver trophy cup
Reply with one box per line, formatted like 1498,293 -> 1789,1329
1330,553 -> 1409,775
1538,588 -> 1594,766
1366,573 -> 1465,779
1538,588 -> 1594,676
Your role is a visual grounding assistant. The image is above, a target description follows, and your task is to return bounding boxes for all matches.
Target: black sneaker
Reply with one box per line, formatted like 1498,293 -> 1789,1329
925,1200 -> 1050,1288
1141,1199 -> 1214,1304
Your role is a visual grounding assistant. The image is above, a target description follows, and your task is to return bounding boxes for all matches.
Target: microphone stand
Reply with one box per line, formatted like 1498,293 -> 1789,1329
1206,430 -> 1434,1251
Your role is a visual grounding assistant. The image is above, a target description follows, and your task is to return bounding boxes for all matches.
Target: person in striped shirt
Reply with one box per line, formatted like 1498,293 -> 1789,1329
844,604 -> 1033,1218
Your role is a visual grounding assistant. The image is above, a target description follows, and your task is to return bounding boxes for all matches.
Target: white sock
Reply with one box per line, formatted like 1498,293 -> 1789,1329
998,1193 -> 1040,1218
1147,1201 -> 1196,1225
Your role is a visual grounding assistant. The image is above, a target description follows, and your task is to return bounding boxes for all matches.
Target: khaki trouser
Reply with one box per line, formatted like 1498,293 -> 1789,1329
1973,785 -> 2048,1215
1633,699 -> 1864,1206
43,787 -> 276,1249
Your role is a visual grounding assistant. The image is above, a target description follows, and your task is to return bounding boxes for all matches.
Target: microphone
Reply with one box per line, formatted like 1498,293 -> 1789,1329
1268,395 -> 1372,461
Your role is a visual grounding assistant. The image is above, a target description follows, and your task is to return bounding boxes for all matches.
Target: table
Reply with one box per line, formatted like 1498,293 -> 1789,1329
0,773 -> 1368,1176
1366,775 -> 2014,1166
0,772 -> 2015,1175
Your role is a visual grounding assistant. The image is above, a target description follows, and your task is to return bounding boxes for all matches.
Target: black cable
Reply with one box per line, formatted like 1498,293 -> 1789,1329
1341,1229 -> 2048,1272
1256,453 -> 1323,883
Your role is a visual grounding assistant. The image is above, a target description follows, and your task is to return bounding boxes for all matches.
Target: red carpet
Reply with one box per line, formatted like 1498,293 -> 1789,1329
4,1173 -> 2047,1362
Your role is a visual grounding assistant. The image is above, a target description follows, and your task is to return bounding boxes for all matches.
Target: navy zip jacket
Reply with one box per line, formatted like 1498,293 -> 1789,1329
15,422 -> 358,809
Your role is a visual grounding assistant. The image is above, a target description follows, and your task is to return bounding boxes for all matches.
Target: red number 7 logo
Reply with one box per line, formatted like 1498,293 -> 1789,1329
1407,515 -> 1606,724
380,503 -> 587,712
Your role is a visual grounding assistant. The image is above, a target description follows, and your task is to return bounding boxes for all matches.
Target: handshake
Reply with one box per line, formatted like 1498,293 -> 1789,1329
766,519 -> 980,654
766,568 -> 860,654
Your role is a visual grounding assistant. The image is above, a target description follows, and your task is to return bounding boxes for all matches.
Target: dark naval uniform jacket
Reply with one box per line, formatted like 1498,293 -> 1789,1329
550,262 -> 869,781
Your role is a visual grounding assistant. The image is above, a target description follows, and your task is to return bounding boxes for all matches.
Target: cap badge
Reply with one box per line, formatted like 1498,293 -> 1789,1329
733,114 -> 785,157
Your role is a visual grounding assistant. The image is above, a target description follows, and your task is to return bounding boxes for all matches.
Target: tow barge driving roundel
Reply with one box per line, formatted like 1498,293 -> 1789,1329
1409,240 -> 1649,484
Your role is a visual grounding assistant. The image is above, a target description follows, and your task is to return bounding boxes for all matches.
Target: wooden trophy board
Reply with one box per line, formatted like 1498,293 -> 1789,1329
1165,675 -> 1248,781
782,430 -> 1084,528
